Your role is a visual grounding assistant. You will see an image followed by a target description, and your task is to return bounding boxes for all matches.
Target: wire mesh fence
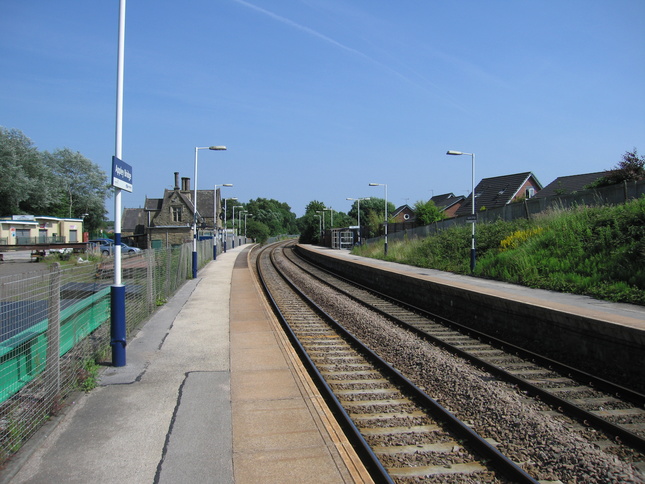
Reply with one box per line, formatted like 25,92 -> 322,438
0,239 -> 209,463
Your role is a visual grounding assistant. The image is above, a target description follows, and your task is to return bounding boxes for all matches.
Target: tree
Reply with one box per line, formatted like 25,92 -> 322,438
587,149 -> 645,188
244,198 -> 298,236
0,127 -> 58,215
297,200 -> 327,244
348,198 -> 396,238
43,148 -> 109,232
414,199 -> 445,225
245,218 -> 270,244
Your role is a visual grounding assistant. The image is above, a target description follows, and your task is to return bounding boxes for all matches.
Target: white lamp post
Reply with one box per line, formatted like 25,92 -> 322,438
314,214 -> 322,242
368,183 -> 388,256
238,210 -> 247,246
231,205 -> 238,249
192,145 -> 226,278
244,213 -> 253,243
346,197 -> 370,244
223,197 -> 237,252
213,184 -> 232,260
447,150 -> 476,272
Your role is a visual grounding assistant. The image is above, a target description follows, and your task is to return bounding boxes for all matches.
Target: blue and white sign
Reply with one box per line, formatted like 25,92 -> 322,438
112,156 -> 133,192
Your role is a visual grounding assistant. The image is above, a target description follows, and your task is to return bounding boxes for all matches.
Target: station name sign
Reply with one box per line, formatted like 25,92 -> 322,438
112,156 -> 133,192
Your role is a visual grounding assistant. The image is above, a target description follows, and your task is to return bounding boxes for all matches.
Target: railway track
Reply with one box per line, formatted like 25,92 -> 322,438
254,241 -> 537,483
254,241 -> 645,482
286,245 -> 645,461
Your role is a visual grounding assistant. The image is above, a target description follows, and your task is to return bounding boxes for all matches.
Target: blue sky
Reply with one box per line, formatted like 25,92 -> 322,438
2,1 -> 644,218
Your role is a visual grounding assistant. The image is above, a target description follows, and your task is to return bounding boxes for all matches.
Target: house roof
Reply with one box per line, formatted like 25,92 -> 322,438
533,171 -> 605,198
431,193 -> 465,211
145,198 -> 163,211
455,172 -> 542,217
122,208 -> 146,232
391,204 -> 414,217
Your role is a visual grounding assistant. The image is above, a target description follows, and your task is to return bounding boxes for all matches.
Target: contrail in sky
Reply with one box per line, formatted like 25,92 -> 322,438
232,0 -> 374,63
232,0 -> 469,112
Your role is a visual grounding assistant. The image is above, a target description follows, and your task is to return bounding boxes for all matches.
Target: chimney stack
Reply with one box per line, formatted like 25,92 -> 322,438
174,172 -> 180,190
181,177 -> 190,191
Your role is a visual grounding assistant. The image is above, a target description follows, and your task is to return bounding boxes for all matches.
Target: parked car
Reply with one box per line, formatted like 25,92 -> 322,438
88,239 -> 141,256
119,243 -> 142,254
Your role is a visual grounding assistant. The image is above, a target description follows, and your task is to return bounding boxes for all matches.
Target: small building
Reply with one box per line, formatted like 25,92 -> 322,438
0,215 -> 84,245
455,172 -> 542,217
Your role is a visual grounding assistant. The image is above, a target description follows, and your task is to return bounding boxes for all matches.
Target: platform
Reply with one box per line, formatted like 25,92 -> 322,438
2,245 -> 370,484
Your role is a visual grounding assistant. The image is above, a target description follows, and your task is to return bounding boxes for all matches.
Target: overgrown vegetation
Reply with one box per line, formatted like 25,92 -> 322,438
352,197 -> 645,305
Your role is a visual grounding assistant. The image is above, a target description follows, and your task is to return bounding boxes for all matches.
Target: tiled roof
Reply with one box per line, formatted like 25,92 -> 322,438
145,198 -> 163,211
392,204 -> 413,217
122,208 -> 146,232
534,172 -> 605,198
431,193 -> 465,211
455,172 -> 541,217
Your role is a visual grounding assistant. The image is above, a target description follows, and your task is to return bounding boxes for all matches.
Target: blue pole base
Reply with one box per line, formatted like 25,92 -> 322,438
192,250 -> 198,278
111,284 -> 126,367
213,245 -> 217,260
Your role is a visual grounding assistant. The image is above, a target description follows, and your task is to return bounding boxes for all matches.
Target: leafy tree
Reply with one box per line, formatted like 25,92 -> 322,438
43,148 -> 109,232
0,127 -> 58,215
347,197 -> 395,238
330,210 -> 353,229
414,199 -> 445,225
244,198 -> 298,236
587,149 -> 644,188
245,218 -> 270,244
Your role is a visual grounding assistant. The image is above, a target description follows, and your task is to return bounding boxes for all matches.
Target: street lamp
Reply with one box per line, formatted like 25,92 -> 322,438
369,183 -> 388,256
238,210 -> 247,246
244,213 -> 253,243
223,197 -> 237,252
213,184 -> 233,260
231,205 -> 239,248
193,145 -> 226,279
346,197 -> 370,244
447,150 -> 476,272
314,214 -> 322,242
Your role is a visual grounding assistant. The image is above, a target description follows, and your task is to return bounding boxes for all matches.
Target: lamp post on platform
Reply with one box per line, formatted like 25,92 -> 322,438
213,184 -> 232,260
368,182 -> 388,256
192,145 -> 226,278
244,213 -> 253,243
346,197 -> 369,244
223,197 -> 237,252
238,210 -> 247,247
447,150 -> 476,272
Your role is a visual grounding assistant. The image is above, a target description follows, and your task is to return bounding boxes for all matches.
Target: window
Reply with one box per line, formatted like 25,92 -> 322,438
525,187 -> 535,199
172,206 -> 182,222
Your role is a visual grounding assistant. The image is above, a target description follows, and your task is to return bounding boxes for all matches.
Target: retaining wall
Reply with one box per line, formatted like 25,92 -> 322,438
295,244 -> 645,391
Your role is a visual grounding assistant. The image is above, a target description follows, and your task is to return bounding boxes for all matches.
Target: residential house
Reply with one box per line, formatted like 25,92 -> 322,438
454,172 -> 542,217
391,204 -> 416,223
533,172 -> 604,199
430,193 -> 465,219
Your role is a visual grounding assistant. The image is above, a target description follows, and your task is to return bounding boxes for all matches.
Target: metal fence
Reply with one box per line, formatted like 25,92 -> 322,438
0,239 -> 214,462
